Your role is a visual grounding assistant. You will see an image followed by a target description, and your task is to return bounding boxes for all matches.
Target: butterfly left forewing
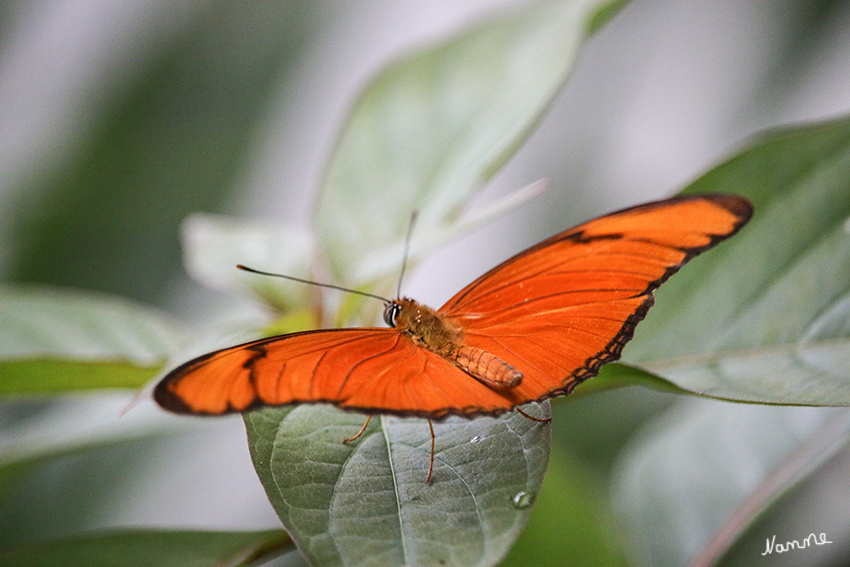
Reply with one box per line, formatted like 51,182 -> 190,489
155,327 -> 519,418
439,194 -> 752,403
154,329 -> 400,414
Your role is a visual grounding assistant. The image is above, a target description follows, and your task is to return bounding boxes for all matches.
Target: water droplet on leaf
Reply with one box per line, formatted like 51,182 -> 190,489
512,490 -> 535,509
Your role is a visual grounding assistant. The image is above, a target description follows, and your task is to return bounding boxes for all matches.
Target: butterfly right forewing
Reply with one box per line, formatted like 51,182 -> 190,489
439,195 -> 753,403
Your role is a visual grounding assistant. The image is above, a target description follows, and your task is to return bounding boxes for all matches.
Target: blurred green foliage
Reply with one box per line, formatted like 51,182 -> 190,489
6,1 -> 319,306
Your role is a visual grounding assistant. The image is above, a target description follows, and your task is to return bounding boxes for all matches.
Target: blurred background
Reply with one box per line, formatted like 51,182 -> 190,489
2,0 -> 849,560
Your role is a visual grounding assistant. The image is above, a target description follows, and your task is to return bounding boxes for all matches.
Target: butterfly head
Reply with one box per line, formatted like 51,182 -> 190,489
383,300 -> 402,327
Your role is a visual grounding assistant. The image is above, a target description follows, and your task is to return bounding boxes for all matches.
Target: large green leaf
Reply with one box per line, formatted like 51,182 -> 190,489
245,404 -> 550,567
315,0 -> 625,291
613,401 -> 844,567
625,116 -> 850,406
0,286 -> 186,394
708,414 -> 850,567
692,410 -> 850,567
0,529 -> 291,567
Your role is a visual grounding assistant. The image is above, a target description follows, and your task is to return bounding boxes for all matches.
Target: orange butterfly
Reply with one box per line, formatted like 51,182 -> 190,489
155,194 -> 751,433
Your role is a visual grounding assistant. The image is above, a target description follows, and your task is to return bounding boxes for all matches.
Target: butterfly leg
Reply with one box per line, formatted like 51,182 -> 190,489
516,406 -> 552,424
343,415 -> 372,443
426,419 -> 436,484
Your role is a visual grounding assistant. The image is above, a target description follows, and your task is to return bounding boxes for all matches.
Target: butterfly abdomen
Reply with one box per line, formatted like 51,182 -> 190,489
451,345 -> 523,390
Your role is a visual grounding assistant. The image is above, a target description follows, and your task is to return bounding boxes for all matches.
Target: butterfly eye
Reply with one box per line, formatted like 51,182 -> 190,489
383,302 -> 401,327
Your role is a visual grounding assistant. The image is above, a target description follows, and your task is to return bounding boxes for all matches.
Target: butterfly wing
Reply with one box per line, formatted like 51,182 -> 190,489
154,328 -> 518,418
438,194 -> 752,404
156,194 -> 751,419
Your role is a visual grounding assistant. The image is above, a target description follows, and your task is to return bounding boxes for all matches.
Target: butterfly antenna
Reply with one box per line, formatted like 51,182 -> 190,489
396,210 -> 418,299
236,265 -> 391,304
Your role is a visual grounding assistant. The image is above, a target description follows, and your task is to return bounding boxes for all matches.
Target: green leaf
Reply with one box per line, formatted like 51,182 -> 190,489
316,0 -> 624,290
571,363 -> 690,398
694,413 -> 850,567
693,410 -> 850,567
625,116 -> 850,406
0,286 -> 186,395
245,404 -> 550,567
0,529 -> 292,567
0,360 -> 159,393
613,401 -> 843,567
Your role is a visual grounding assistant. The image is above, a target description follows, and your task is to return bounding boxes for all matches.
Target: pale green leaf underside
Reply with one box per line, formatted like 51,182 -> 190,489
245,404 -> 550,567
181,213 -> 316,313
349,179 -> 550,287
625,116 -> 850,406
